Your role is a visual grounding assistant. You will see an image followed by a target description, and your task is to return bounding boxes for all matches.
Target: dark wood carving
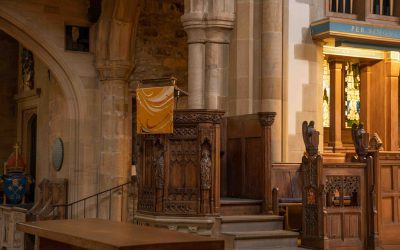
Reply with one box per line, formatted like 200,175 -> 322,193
351,123 -> 369,162
301,120 -> 378,249
302,121 -> 319,156
137,109 -> 223,216
154,139 -> 164,190
200,140 -> 212,190
301,121 -> 323,248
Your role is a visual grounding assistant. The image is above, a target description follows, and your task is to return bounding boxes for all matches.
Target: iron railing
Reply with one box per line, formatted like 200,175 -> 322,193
53,181 -> 131,220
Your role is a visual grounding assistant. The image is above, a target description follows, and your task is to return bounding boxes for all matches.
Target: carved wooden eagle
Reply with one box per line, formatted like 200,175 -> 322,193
302,120 -> 319,156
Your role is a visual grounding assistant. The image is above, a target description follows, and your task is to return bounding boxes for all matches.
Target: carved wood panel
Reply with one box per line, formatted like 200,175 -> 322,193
244,138 -> 263,199
227,138 -> 242,197
322,166 -> 366,249
136,110 -> 223,216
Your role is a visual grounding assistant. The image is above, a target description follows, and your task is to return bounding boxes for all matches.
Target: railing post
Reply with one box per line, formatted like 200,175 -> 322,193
258,112 -> 276,215
97,194 -> 99,218
109,190 -> 112,220
84,200 -> 86,218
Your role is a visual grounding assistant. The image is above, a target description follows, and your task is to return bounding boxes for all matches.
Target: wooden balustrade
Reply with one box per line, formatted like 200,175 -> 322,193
329,0 -> 355,14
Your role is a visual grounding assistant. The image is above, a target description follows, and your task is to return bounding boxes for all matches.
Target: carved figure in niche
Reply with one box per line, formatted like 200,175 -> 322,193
200,140 -> 212,190
21,48 -> 34,91
351,123 -> 369,162
369,132 -> 383,151
153,139 -> 164,189
302,121 -> 319,156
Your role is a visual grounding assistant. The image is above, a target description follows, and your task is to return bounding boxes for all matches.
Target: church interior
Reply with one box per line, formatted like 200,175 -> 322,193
0,0 -> 399,249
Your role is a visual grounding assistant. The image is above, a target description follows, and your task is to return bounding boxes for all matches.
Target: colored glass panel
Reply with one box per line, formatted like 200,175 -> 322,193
344,62 -> 360,128
323,60 -> 330,128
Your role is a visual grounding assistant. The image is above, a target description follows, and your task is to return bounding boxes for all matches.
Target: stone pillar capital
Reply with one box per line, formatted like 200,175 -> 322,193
183,26 -> 207,44
205,26 -> 234,44
96,60 -> 133,81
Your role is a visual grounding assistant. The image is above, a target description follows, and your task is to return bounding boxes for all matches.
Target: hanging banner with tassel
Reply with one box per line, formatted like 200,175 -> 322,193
136,86 -> 174,134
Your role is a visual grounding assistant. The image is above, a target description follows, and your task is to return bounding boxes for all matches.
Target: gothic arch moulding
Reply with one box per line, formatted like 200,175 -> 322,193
0,8 -> 86,201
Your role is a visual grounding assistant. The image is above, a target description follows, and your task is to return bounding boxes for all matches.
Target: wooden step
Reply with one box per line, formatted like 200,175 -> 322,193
224,230 -> 299,250
220,198 -> 262,215
220,215 -> 283,232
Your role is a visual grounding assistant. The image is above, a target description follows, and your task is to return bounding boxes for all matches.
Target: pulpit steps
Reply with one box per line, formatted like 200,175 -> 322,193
217,215 -> 299,250
220,198 -> 262,215
224,230 -> 299,250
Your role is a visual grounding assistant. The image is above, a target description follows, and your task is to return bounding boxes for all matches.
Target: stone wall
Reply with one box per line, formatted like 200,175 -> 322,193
0,31 -> 18,170
131,0 -> 188,106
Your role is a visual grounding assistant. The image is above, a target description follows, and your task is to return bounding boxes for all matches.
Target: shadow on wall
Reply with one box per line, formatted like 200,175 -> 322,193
288,24 -> 322,162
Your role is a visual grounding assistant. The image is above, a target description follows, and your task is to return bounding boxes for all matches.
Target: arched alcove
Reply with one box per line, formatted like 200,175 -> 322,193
0,10 -> 87,202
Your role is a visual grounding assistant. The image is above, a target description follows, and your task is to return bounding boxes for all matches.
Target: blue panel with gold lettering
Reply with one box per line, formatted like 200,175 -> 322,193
310,18 -> 400,45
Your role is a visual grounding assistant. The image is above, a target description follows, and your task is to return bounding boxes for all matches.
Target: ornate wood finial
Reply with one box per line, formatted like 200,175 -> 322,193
258,112 -> 276,127
302,121 -> 319,156
351,123 -> 369,162
369,133 -> 383,151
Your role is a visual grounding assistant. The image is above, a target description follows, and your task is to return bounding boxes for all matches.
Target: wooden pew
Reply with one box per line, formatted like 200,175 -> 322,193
271,163 -> 302,230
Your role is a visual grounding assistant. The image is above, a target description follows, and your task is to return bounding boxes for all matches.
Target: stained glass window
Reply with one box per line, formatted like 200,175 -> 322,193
323,60 -> 330,128
344,62 -> 360,128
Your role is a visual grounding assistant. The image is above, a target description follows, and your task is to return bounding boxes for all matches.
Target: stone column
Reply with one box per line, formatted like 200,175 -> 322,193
205,29 -> 232,110
184,27 -> 206,109
328,61 -> 343,149
95,0 -> 140,221
261,0 -> 283,162
181,0 -> 235,110
97,64 -> 132,221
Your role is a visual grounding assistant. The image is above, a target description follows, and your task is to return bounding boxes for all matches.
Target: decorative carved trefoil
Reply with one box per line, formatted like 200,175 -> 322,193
351,123 -> 369,162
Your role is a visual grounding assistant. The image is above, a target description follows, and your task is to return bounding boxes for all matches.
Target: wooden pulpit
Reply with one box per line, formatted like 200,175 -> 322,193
137,109 -> 224,216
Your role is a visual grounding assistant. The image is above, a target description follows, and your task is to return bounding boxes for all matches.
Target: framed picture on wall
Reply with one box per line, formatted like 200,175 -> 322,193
65,25 -> 89,52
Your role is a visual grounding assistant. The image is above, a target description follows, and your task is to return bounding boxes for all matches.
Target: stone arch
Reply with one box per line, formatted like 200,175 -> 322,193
0,9 -> 87,201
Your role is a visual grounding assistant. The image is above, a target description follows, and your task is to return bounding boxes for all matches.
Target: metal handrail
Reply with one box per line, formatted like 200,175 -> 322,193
53,181 -> 131,220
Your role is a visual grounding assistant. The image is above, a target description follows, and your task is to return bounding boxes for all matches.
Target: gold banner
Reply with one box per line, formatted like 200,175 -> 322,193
136,86 -> 174,134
